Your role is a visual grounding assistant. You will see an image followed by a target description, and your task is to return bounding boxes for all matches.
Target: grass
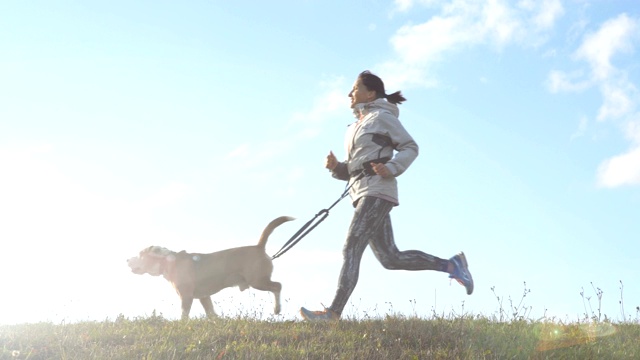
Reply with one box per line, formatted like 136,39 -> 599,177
1,283 -> 639,360
2,313 -> 639,359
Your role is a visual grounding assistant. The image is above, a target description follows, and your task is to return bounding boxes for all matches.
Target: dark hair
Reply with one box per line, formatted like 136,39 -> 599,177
358,70 -> 406,105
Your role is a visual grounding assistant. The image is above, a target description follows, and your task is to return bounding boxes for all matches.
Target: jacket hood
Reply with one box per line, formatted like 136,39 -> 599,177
352,98 -> 400,120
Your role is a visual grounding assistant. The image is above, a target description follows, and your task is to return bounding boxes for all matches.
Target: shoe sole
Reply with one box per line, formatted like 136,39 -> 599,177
301,311 -> 313,320
300,307 -> 339,321
458,252 -> 473,295
300,308 -> 311,320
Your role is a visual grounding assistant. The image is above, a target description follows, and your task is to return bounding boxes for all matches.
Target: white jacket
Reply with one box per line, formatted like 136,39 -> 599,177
330,98 -> 419,205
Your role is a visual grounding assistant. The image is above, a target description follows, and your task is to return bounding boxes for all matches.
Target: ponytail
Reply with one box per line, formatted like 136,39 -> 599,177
384,91 -> 406,105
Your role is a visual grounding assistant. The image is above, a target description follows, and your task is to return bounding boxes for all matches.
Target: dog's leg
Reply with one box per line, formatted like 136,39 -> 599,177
199,297 -> 217,318
181,296 -> 194,320
252,279 -> 282,314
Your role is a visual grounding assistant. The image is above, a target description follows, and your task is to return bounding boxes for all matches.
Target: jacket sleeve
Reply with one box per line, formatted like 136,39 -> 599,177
330,161 -> 350,181
382,115 -> 419,177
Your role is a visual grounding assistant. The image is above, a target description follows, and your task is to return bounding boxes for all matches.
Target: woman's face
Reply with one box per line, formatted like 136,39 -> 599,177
348,78 -> 375,109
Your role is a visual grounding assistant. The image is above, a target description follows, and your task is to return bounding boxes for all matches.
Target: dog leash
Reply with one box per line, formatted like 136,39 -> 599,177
271,171 -> 365,260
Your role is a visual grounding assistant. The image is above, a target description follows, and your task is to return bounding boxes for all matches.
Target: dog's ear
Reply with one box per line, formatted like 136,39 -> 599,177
140,246 -> 173,259
141,246 -> 162,254
151,246 -> 164,254
140,246 -> 154,254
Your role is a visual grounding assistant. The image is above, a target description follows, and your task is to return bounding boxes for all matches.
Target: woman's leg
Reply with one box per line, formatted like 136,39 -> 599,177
369,214 -> 450,271
328,196 -> 393,315
302,197 -> 473,320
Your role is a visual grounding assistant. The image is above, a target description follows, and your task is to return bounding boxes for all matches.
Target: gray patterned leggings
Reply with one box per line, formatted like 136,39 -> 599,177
329,196 -> 450,315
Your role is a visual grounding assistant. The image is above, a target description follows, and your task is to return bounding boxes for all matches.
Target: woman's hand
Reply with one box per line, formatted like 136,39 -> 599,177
371,162 -> 393,178
325,151 -> 338,171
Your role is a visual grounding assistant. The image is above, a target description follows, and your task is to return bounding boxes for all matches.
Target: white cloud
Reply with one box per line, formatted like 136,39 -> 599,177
527,0 -> 564,30
392,16 -> 474,64
597,146 -> 640,187
626,118 -> 640,143
393,0 -> 440,12
386,3 -> 639,189
597,81 -> 636,121
588,15 -> 640,186
394,0 -> 415,12
385,0 -> 564,89
547,69 -> 591,93
380,14 -> 479,89
482,0 -> 522,45
575,14 -> 637,81
547,13 -> 640,187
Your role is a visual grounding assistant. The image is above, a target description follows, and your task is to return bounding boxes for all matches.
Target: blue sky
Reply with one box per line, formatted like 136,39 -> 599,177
1,0 -> 639,325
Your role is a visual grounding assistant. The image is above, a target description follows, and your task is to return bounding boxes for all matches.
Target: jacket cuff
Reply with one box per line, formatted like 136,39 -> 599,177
331,162 -> 350,181
385,162 -> 400,177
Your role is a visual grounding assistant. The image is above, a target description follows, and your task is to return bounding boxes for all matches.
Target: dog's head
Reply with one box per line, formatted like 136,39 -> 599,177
127,246 -> 176,276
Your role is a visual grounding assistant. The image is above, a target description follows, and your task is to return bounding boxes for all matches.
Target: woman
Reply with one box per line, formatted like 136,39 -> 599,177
300,70 -> 473,321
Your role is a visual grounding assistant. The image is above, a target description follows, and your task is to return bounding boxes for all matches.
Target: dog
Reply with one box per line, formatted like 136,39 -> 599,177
127,216 -> 294,319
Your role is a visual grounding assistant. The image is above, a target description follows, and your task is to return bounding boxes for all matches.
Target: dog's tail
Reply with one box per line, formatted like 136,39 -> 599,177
257,216 -> 295,249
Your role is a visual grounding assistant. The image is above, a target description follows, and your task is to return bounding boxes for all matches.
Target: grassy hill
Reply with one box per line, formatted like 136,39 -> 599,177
2,312 -> 639,360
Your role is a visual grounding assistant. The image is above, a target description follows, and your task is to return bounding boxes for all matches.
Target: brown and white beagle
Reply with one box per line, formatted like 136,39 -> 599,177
127,216 -> 294,319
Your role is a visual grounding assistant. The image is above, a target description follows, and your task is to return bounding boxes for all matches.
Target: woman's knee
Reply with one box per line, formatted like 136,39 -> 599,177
378,256 -> 401,270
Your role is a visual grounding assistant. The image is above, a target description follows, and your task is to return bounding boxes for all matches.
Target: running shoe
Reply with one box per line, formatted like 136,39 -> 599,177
449,252 -> 474,295
300,306 -> 340,321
